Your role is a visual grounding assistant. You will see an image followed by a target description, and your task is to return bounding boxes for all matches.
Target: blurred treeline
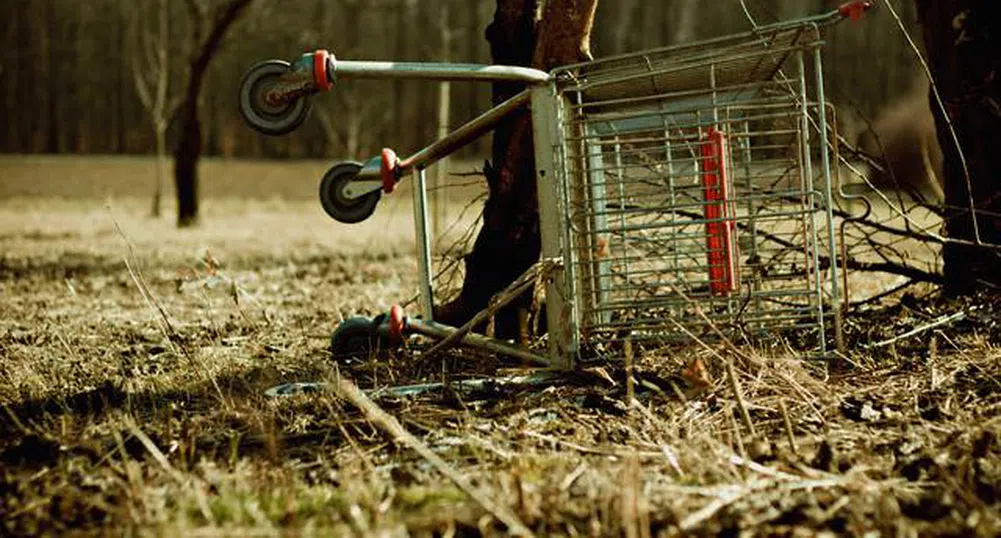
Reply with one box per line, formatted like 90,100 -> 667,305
0,0 -> 924,160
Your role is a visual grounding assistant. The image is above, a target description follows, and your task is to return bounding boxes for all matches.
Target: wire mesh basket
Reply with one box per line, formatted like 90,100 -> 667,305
533,20 -> 845,363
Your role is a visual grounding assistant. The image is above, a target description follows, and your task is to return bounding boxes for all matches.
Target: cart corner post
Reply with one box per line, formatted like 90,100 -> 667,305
531,84 -> 577,370
412,167 -> 435,321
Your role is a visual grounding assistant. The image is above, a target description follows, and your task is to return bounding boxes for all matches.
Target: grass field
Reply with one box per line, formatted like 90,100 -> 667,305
1,156 -> 999,536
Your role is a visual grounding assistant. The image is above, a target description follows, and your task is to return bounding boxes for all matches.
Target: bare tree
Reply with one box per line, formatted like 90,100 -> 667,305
130,0 -> 180,218
313,0 -> 392,158
314,97 -> 373,159
916,1 -> 1001,292
0,0 -> 942,170
173,0 -> 255,227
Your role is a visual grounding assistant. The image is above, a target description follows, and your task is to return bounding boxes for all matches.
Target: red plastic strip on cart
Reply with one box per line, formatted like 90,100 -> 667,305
701,128 -> 738,296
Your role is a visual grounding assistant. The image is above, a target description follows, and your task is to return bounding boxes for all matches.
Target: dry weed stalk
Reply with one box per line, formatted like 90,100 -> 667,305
779,399 -> 798,455
624,338 -> 635,408
110,208 -> 225,401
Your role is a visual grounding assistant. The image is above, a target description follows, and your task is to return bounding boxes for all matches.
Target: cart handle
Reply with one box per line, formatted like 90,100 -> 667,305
352,89 -> 533,194
261,49 -> 550,110
323,57 -> 551,85
309,50 -> 551,96
758,1 -> 873,31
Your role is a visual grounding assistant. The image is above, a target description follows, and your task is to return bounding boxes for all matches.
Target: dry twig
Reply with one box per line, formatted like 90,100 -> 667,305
332,376 -> 534,537
779,399 -> 798,455
125,418 -> 215,525
425,258 -> 560,359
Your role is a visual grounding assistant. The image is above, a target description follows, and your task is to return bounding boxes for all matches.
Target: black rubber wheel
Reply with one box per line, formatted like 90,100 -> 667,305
319,162 -> 381,224
329,317 -> 378,359
239,60 -> 312,136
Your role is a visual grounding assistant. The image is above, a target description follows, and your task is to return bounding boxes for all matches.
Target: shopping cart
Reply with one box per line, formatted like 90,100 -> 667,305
239,1 -> 873,368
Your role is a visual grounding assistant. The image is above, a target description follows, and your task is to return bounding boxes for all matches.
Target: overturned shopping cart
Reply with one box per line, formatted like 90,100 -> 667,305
240,2 -> 873,369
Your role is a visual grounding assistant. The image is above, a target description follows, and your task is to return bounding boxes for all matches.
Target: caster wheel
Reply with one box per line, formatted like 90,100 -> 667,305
330,317 -> 378,359
319,162 -> 381,224
329,315 -> 403,360
239,60 -> 312,136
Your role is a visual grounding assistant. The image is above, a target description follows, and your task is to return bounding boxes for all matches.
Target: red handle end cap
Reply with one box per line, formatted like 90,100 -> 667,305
388,304 -> 405,340
381,148 -> 400,194
312,50 -> 333,92
839,1 -> 872,22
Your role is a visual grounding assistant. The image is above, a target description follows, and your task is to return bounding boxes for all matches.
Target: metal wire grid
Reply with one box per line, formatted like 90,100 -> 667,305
552,23 -> 840,356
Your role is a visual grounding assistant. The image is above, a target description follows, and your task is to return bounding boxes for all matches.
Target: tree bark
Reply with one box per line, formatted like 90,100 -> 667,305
435,0 -> 598,337
916,2 -> 1001,293
174,0 -> 253,227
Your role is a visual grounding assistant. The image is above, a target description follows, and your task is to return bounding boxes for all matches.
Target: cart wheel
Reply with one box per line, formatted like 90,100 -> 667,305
239,60 -> 312,136
319,162 -> 381,224
329,317 -> 377,359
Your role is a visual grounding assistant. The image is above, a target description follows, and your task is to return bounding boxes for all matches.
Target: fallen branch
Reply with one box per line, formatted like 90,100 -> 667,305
125,419 -> 215,524
332,376 -> 534,537
848,278 -> 921,308
843,258 -> 942,285
425,258 -> 560,359
111,209 -> 225,400
665,207 -> 944,284
867,310 -> 967,349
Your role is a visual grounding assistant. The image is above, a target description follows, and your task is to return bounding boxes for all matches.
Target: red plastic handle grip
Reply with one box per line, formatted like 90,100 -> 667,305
701,128 -> 738,297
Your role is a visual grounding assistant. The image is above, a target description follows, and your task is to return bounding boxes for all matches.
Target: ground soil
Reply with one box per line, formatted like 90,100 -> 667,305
1,156 -> 999,536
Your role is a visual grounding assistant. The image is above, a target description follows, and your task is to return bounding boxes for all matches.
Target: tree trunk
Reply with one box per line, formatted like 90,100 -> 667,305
42,0 -> 57,153
7,1 -> 22,151
174,79 -> 204,227
916,2 -> 1001,293
435,0 -> 598,337
153,127 -> 166,218
173,0 -> 253,227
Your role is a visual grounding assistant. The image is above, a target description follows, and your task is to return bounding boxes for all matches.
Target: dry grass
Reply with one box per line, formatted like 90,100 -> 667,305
1,157 -> 1000,536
